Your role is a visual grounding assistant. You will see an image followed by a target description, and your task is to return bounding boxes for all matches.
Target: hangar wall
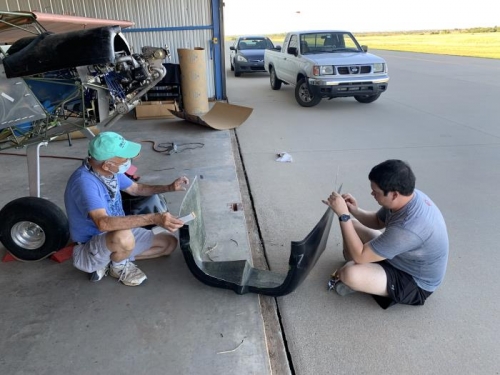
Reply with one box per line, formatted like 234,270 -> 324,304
0,0 -> 224,99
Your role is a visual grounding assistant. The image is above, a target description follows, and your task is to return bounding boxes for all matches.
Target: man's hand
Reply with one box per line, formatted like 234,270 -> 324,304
154,212 -> 185,232
170,176 -> 190,192
342,193 -> 359,214
322,190 -> 349,216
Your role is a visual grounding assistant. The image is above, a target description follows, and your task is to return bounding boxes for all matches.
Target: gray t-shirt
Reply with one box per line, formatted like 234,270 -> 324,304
370,189 -> 449,292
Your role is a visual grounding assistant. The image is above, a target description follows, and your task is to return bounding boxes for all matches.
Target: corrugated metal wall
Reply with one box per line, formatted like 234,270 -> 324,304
0,0 -> 216,97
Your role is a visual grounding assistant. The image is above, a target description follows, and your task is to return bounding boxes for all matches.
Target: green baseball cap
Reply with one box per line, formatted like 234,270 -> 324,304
88,132 -> 141,161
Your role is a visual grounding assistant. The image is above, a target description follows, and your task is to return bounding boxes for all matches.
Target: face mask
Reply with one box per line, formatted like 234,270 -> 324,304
117,159 -> 131,174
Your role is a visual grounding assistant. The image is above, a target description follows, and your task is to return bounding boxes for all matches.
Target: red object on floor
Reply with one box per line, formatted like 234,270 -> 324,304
2,252 -> 17,262
50,244 -> 75,263
2,244 -> 75,263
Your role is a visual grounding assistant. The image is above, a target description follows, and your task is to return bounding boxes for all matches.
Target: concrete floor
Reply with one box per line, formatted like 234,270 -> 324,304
229,51 -> 500,374
0,115 -> 276,375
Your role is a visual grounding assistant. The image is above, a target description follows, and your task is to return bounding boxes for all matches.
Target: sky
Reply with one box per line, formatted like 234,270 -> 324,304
223,0 -> 499,35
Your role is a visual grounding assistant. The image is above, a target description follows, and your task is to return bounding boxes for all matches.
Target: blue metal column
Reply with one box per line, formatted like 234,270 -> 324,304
211,0 -> 224,100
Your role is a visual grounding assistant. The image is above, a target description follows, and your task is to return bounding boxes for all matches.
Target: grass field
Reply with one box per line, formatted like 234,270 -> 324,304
354,32 -> 500,59
232,31 -> 500,59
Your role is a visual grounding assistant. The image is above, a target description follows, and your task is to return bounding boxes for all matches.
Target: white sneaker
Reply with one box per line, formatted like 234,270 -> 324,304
89,263 -> 109,282
109,260 -> 147,286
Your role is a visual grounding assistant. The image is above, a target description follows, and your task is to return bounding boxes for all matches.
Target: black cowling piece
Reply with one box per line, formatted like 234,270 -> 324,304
178,177 -> 334,297
3,26 -> 128,78
6,32 -> 54,54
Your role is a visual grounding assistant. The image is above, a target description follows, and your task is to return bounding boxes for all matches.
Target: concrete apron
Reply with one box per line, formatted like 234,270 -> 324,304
0,114 -> 274,375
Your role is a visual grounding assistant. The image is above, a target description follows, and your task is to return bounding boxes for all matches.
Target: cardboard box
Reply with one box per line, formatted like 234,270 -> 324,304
135,101 -> 177,119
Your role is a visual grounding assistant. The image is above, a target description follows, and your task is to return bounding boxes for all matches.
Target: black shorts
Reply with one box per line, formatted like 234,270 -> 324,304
372,260 -> 433,309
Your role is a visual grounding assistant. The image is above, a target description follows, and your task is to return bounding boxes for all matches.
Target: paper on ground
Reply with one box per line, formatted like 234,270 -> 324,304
151,212 -> 196,235
276,152 -> 293,162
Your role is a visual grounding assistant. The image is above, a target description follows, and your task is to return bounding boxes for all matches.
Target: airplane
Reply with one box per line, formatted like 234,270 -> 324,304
0,10 -> 170,260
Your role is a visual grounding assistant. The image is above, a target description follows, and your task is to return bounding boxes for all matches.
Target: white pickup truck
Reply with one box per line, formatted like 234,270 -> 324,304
264,30 -> 389,107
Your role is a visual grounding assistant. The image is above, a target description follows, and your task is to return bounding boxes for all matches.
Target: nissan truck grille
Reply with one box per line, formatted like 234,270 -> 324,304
336,65 -> 371,75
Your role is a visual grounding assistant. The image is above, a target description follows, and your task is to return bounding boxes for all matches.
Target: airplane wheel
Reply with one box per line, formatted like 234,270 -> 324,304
0,197 -> 69,261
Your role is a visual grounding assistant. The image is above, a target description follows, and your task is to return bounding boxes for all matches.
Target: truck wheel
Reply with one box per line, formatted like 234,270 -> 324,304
354,93 -> 381,104
295,78 -> 321,107
270,67 -> 282,90
0,197 -> 70,261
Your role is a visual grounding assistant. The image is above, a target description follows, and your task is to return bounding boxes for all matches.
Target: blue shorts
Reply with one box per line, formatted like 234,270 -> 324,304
72,228 -> 154,273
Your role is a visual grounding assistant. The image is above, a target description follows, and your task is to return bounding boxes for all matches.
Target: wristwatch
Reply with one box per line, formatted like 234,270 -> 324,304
339,214 -> 351,222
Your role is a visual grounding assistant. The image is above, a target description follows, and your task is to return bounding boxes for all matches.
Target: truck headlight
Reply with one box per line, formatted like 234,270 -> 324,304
373,63 -> 385,73
236,55 -> 248,62
313,65 -> 335,76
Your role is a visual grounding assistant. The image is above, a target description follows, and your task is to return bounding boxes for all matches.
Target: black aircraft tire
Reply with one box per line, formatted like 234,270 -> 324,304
0,197 -> 70,261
